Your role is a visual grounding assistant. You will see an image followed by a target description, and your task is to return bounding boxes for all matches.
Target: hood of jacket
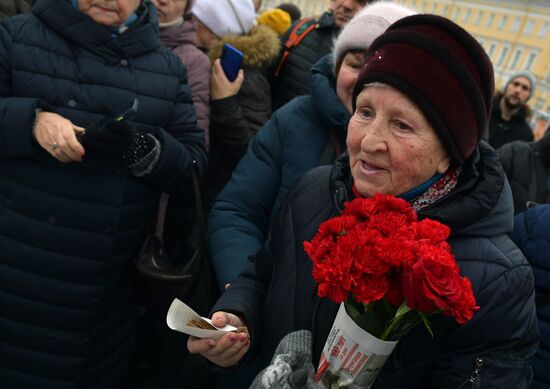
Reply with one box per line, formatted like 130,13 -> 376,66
309,54 -> 350,137
33,0 -> 160,62
329,141 -> 513,238
317,10 -> 338,31
159,18 -> 197,49
207,24 -> 280,69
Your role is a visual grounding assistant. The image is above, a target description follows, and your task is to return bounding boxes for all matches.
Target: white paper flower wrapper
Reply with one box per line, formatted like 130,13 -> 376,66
314,303 -> 398,388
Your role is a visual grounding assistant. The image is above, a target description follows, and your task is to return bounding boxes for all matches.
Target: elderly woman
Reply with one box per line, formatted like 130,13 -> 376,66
188,14 -> 538,388
208,2 -> 414,291
0,0 -> 206,386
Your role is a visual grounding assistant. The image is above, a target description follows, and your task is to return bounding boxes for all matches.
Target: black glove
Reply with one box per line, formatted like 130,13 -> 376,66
81,120 -> 156,166
80,120 -> 135,157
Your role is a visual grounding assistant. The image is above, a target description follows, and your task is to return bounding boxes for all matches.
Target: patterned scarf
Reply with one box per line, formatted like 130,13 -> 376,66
352,167 -> 462,211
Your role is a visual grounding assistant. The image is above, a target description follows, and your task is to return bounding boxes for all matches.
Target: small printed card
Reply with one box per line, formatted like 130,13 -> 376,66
166,298 -> 237,339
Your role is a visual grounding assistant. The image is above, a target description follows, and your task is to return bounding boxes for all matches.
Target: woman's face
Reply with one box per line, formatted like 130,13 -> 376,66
151,0 -> 187,24
195,19 -> 216,49
78,0 -> 141,27
336,52 -> 364,114
347,84 -> 450,198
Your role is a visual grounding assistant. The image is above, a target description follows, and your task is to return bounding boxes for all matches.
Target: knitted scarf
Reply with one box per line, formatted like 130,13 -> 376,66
352,167 -> 461,211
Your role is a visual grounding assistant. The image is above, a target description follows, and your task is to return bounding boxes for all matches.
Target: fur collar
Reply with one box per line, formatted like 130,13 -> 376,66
207,25 -> 280,69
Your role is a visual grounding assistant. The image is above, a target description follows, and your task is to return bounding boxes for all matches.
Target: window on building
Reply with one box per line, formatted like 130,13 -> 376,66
524,20 -> 534,34
511,17 -> 521,32
497,46 -> 509,67
432,3 -> 437,14
525,51 -> 538,70
463,9 -> 471,23
442,5 -> 449,16
499,15 -> 508,30
486,13 -> 495,27
488,42 -> 497,58
509,49 -> 523,69
475,11 -> 484,25
453,7 -> 460,20
540,22 -> 549,38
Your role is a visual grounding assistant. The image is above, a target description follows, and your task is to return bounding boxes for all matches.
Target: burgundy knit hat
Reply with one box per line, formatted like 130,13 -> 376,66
352,14 -> 494,165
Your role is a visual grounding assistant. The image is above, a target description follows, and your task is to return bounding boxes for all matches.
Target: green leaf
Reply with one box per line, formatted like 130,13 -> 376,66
418,311 -> 434,338
394,302 -> 411,318
345,301 -> 362,322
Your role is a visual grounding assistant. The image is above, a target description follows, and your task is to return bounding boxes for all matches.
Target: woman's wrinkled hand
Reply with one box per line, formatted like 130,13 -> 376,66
187,311 -> 250,367
33,112 -> 85,163
210,59 -> 244,100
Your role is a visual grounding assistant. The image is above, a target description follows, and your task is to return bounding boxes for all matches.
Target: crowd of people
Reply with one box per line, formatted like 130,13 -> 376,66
0,0 -> 548,388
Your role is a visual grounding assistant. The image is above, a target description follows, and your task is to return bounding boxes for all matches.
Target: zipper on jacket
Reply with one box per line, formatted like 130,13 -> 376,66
459,358 -> 483,389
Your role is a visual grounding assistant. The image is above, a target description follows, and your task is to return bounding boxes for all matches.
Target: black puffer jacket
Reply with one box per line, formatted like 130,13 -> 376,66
0,0 -> 206,387
0,0 -> 31,20
488,94 -> 534,149
497,139 -> 550,213
214,142 -> 538,388
270,11 -> 340,110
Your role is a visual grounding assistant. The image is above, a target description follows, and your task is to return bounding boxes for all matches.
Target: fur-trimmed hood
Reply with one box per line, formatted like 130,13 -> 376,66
207,24 -> 280,69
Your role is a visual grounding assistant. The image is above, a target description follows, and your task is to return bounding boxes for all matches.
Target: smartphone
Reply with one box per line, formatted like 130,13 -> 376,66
88,98 -> 139,129
220,44 -> 243,82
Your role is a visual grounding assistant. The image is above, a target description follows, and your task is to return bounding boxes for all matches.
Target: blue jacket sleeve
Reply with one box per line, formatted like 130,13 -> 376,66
207,110 -> 286,289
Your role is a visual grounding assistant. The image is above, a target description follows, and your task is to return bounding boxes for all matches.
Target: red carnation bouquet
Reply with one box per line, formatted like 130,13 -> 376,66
304,194 -> 479,388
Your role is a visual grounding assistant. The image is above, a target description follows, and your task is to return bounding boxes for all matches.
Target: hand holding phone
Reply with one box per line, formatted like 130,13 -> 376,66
220,44 -> 243,82
79,98 -> 139,156
88,98 -> 139,129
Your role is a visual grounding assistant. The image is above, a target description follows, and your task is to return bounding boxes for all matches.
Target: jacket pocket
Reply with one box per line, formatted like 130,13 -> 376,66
459,356 -> 533,388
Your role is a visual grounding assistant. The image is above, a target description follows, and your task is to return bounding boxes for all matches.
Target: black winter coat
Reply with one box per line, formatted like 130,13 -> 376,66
511,204 -> 550,389
0,0 -> 206,387
270,11 -> 339,110
497,140 -> 550,213
0,0 -> 31,20
488,94 -> 534,149
214,142 -> 538,388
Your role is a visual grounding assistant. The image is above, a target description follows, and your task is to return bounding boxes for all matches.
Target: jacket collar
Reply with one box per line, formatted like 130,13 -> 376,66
160,18 -> 196,49
318,11 -> 338,31
32,0 -> 160,62
206,25 -> 280,69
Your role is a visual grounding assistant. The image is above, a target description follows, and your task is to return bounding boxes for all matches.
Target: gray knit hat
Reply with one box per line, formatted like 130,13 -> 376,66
505,70 -> 537,100
332,1 -> 416,69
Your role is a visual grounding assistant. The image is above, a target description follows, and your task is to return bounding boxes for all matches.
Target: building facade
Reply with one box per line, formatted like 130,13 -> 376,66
397,0 -> 550,130
260,0 -> 330,17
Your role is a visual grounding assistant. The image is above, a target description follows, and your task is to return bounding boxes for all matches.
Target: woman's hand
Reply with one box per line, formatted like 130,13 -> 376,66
187,311 -> 250,367
210,59 -> 244,100
34,112 -> 85,163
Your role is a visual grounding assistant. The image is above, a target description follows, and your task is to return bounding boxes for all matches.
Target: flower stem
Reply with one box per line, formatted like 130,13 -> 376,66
380,302 -> 410,340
